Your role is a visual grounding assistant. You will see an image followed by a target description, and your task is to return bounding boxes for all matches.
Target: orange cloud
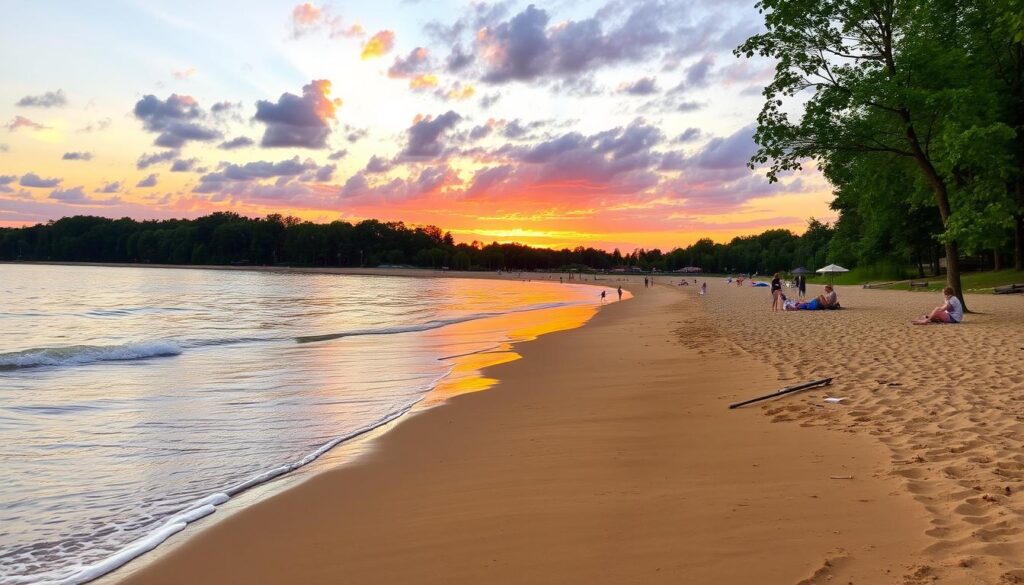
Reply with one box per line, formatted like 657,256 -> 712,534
447,83 -> 476,100
409,74 -> 439,90
361,30 -> 395,59
292,2 -> 321,25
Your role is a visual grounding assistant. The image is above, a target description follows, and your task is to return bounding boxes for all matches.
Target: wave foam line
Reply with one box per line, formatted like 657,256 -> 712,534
31,380 -> 449,585
0,341 -> 182,371
296,301 -> 574,344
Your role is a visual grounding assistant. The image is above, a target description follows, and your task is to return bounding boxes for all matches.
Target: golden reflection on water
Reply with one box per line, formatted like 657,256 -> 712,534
423,304 -> 601,407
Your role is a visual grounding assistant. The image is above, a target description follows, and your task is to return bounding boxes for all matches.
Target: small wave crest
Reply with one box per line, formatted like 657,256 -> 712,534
0,341 -> 182,371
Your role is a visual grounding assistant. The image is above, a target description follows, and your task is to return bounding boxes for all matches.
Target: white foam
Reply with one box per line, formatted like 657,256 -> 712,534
0,341 -> 182,370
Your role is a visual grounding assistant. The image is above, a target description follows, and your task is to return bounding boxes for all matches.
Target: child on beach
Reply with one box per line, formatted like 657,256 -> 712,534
617,286 -> 623,301
912,286 -> 963,324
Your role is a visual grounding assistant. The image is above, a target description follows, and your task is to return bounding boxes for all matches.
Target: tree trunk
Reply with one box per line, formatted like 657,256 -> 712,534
903,123 -> 968,310
994,247 -> 1002,271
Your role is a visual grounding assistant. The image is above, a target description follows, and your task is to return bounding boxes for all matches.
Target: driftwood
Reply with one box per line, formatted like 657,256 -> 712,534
728,378 -> 834,409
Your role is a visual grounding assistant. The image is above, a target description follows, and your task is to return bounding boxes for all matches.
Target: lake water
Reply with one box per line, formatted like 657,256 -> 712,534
0,264 -> 614,584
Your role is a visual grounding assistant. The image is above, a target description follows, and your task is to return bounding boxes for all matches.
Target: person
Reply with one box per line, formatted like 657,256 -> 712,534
617,286 -> 623,301
770,272 -> 783,312
784,284 -> 838,311
644,277 -> 649,288
600,290 -> 606,303
798,274 -> 807,300
700,281 -> 707,295
913,286 -> 963,324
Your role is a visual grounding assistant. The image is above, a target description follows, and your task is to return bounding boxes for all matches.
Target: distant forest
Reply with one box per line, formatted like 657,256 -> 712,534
0,213 -> 839,274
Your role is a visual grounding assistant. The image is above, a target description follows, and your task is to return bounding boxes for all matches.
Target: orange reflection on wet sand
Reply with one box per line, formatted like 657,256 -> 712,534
423,303 -> 603,407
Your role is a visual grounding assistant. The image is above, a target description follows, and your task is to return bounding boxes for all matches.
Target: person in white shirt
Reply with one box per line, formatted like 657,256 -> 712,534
913,286 -> 964,324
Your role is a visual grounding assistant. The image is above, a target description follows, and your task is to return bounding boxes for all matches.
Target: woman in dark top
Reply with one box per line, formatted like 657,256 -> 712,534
770,273 -> 782,312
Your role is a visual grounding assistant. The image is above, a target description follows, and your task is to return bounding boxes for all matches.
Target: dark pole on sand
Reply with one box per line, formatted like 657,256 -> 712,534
728,377 -> 833,409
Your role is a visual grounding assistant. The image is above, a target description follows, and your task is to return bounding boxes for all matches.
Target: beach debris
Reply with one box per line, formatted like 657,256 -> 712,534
823,397 -> 848,404
830,475 -> 854,480
728,377 -> 834,409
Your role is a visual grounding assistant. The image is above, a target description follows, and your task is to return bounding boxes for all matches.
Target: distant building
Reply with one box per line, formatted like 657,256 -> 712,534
675,266 -> 703,273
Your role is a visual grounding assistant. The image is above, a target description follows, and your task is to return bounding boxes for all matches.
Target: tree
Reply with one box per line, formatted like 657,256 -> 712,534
736,0 -> 1011,309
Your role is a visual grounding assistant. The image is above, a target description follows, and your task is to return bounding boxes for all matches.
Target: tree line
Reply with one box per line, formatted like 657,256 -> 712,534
0,212 -> 836,274
739,0 -> 1024,309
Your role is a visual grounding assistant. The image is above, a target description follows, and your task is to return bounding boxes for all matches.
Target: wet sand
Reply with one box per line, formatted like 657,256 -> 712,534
110,279 -> 955,585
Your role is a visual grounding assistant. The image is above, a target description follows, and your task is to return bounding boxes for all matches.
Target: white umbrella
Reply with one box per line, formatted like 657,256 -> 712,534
815,264 -> 849,284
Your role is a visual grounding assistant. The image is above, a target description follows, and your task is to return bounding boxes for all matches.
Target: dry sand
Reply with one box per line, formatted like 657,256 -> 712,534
107,276 -> 1009,585
699,278 -> 1024,583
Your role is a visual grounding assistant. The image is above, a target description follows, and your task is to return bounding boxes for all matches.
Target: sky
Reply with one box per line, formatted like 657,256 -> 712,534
0,0 -> 833,251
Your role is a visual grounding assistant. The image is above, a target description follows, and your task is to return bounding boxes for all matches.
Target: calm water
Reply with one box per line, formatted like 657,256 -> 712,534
0,265 -> 612,584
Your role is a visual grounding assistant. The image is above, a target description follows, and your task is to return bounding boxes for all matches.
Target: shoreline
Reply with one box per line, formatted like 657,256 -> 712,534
110,279 -> 935,585
4,269 -> 619,585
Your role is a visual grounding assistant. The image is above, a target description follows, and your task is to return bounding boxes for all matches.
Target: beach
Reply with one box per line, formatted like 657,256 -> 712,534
104,274 -> 1024,585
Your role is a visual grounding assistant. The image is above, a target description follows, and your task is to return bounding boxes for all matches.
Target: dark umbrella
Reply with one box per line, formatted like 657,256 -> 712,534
791,267 -> 811,274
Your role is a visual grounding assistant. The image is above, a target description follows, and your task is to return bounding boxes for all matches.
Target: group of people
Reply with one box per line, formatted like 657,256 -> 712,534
769,272 -> 837,312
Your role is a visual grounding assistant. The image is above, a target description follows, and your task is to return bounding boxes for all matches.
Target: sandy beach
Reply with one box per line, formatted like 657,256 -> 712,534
101,274 -> 1024,585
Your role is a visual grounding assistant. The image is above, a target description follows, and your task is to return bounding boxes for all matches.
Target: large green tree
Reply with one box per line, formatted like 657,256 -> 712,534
737,0 -> 1015,309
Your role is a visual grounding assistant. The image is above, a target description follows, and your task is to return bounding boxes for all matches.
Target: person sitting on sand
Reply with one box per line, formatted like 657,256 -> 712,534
912,286 -> 963,324
784,284 -> 838,311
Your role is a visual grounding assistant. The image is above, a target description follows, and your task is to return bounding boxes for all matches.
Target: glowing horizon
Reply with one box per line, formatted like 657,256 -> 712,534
0,0 -> 834,253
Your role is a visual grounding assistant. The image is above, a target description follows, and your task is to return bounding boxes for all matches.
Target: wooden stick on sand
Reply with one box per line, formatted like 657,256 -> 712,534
728,377 -> 834,409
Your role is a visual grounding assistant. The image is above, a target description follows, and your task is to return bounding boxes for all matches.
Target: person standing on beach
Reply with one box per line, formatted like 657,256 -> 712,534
770,272 -> 782,311
600,290 -> 606,303
798,275 -> 806,299
617,286 -> 623,301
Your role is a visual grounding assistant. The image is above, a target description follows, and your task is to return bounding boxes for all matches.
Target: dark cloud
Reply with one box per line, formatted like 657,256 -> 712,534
346,127 -> 368,143
254,80 -> 341,149
479,93 -> 502,108
314,164 -> 335,182
133,94 -> 221,148
5,116 -> 48,131
328,149 -> 348,160
17,90 -> 67,108
171,158 -> 199,172
136,150 -> 178,170
20,173 -> 62,188
674,127 -> 702,142
77,118 -> 112,133
477,3 -> 673,83
424,1 -> 512,44
506,118 -> 665,193
364,155 -> 393,174
96,181 -> 122,193
194,156 -> 327,193
137,174 -> 159,188
446,45 -> 474,72
403,111 -> 462,159
218,136 -> 254,150
62,151 -> 94,161
658,151 -> 687,171
687,124 -> 757,170
49,186 -> 121,206
683,55 -> 715,89
469,123 -> 493,141
464,165 -> 515,198
618,77 -> 658,95
49,186 -> 87,202
388,47 -> 432,78
341,165 -> 457,200
0,175 -> 15,193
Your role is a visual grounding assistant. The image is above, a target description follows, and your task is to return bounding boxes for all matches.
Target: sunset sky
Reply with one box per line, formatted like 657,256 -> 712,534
0,0 -> 833,251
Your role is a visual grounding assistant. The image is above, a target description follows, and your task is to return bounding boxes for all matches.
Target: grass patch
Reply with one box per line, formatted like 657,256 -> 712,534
810,269 -> 1024,293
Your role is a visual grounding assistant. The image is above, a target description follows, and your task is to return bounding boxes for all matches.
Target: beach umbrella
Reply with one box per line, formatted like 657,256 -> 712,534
791,267 -> 811,275
815,263 -> 849,284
